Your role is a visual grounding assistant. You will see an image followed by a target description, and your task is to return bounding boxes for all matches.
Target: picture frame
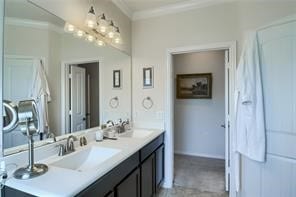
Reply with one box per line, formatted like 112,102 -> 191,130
176,73 -> 212,99
143,67 -> 153,88
113,70 -> 121,89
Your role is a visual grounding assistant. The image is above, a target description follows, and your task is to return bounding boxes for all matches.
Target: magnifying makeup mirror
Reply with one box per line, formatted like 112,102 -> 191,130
3,100 -> 18,133
12,100 -> 48,180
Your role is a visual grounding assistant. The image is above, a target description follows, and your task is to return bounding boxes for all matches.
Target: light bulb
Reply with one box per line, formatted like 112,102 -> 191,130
85,6 -> 97,29
86,20 -> 96,28
114,37 -> 121,44
95,40 -> 105,46
99,26 -> 107,33
75,30 -> 85,38
113,27 -> 121,44
107,21 -> 116,39
97,14 -> 108,34
108,31 -> 114,38
86,34 -> 95,42
64,23 -> 75,33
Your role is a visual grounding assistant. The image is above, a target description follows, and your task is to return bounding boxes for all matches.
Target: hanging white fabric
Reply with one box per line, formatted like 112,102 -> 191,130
29,59 -> 51,134
234,31 -> 266,191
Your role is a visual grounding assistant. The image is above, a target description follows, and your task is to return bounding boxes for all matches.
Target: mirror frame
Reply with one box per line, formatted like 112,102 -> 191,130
0,0 -> 4,157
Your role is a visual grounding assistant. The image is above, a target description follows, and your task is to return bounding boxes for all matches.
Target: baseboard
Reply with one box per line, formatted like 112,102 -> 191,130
162,180 -> 173,189
174,150 -> 225,160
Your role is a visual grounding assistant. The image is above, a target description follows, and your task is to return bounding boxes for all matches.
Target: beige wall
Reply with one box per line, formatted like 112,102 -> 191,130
174,50 -> 225,159
132,1 -> 296,128
132,1 -> 296,196
30,0 -> 132,55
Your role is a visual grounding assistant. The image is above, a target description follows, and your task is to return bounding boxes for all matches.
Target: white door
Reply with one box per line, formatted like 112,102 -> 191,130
4,57 -> 34,102
3,57 -> 35,148
70,66 -> 86,132
224,50 -> 230,191
239,19 -> 296,197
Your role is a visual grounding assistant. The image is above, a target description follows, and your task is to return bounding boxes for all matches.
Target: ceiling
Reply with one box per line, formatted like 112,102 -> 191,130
121,0 -> 191,12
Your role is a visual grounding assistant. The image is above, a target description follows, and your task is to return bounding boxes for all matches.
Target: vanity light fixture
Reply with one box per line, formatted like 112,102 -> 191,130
85,6 -> 97,28
64,6 -> 122,47
64,22 -> 75,33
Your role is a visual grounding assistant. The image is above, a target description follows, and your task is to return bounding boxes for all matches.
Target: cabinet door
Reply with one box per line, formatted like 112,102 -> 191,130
141,153 -> 156,197
155,144 -> 164,188
116,168 -> 140,197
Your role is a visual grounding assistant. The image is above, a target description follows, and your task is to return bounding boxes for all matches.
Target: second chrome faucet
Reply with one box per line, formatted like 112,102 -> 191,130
58,135 -> 78,156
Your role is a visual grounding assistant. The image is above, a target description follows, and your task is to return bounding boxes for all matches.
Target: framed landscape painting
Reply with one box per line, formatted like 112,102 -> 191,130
176,73 -> 212,99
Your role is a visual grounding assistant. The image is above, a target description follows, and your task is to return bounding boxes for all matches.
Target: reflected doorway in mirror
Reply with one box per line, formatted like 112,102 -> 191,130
62,60 -> 101,134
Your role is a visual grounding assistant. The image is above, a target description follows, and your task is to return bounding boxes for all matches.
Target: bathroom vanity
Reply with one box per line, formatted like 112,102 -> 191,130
2,129 -> 164,197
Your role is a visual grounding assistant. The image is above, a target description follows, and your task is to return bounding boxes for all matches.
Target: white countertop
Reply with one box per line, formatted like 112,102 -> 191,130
4,128 -> 164,197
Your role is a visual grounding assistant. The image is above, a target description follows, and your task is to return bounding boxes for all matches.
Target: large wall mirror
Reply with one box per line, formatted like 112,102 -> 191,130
2,0 -> 131,155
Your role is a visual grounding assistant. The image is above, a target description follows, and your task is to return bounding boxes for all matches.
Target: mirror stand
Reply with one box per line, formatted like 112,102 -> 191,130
13,127 -> 48,180
13,101 -> 48,180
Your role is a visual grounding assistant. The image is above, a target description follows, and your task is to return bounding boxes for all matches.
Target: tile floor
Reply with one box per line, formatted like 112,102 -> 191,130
157,154 -> 229,197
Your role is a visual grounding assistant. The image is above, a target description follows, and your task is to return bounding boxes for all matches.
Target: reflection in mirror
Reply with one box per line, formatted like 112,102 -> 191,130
3,0 -> 131,155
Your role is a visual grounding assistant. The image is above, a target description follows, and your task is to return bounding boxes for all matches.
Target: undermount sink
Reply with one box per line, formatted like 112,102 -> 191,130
119,129 -> 153,139
51,146 -> 121,172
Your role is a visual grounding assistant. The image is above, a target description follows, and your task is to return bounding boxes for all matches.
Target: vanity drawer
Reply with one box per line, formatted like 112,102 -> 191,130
76,152 -> 139,197
140,133 -> 164,162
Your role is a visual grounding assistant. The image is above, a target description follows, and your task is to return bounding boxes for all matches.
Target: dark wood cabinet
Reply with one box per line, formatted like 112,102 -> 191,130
76,152 -> 139,197
141,154 -> 156,197
155,144 -> 164,189
116,168 -> 140,197
105,191 -> 114,197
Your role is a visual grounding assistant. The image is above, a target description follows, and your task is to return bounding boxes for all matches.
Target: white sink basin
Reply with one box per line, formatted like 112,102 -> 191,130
51,146 -> 121,172
119,130 -> 153,139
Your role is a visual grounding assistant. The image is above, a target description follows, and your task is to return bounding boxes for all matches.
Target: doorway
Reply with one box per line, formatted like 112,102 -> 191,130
61,59 -> 101,134
164,42 -> 236,197
173,50 -> 227,196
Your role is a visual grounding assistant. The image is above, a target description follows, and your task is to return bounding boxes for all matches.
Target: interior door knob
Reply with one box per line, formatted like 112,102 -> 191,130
221,124 -> 226,128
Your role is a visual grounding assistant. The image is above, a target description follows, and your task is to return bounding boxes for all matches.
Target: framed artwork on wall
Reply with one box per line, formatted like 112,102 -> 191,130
176,73 -> 212,99
113,70 -> 121,89
143,67 -> 153,88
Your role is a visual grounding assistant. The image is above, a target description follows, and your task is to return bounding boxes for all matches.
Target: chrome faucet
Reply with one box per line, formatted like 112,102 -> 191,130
106,120 -> 115,127
66,135 -> 78,152
80,136 -> 87,146
46,131 -> 56,142
57,135 -> 78,156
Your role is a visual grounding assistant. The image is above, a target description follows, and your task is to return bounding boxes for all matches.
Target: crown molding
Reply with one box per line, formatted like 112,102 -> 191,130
111,0 -> 133,19
5,17 -> 64,34
132,0 -> 236,21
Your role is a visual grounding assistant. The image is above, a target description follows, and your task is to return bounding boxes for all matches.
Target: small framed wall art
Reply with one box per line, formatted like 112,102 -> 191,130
143,67 -> 153,88
113,70 -> 121,89
176,73 -> 212,99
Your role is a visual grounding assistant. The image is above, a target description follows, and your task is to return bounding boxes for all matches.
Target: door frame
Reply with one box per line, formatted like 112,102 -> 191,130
61,57 -> 103,135
164,41 -> 237,197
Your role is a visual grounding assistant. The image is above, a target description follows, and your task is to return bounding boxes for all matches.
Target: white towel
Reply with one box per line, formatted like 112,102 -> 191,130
234,31 -> 266,191
29,59 -> 51,134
